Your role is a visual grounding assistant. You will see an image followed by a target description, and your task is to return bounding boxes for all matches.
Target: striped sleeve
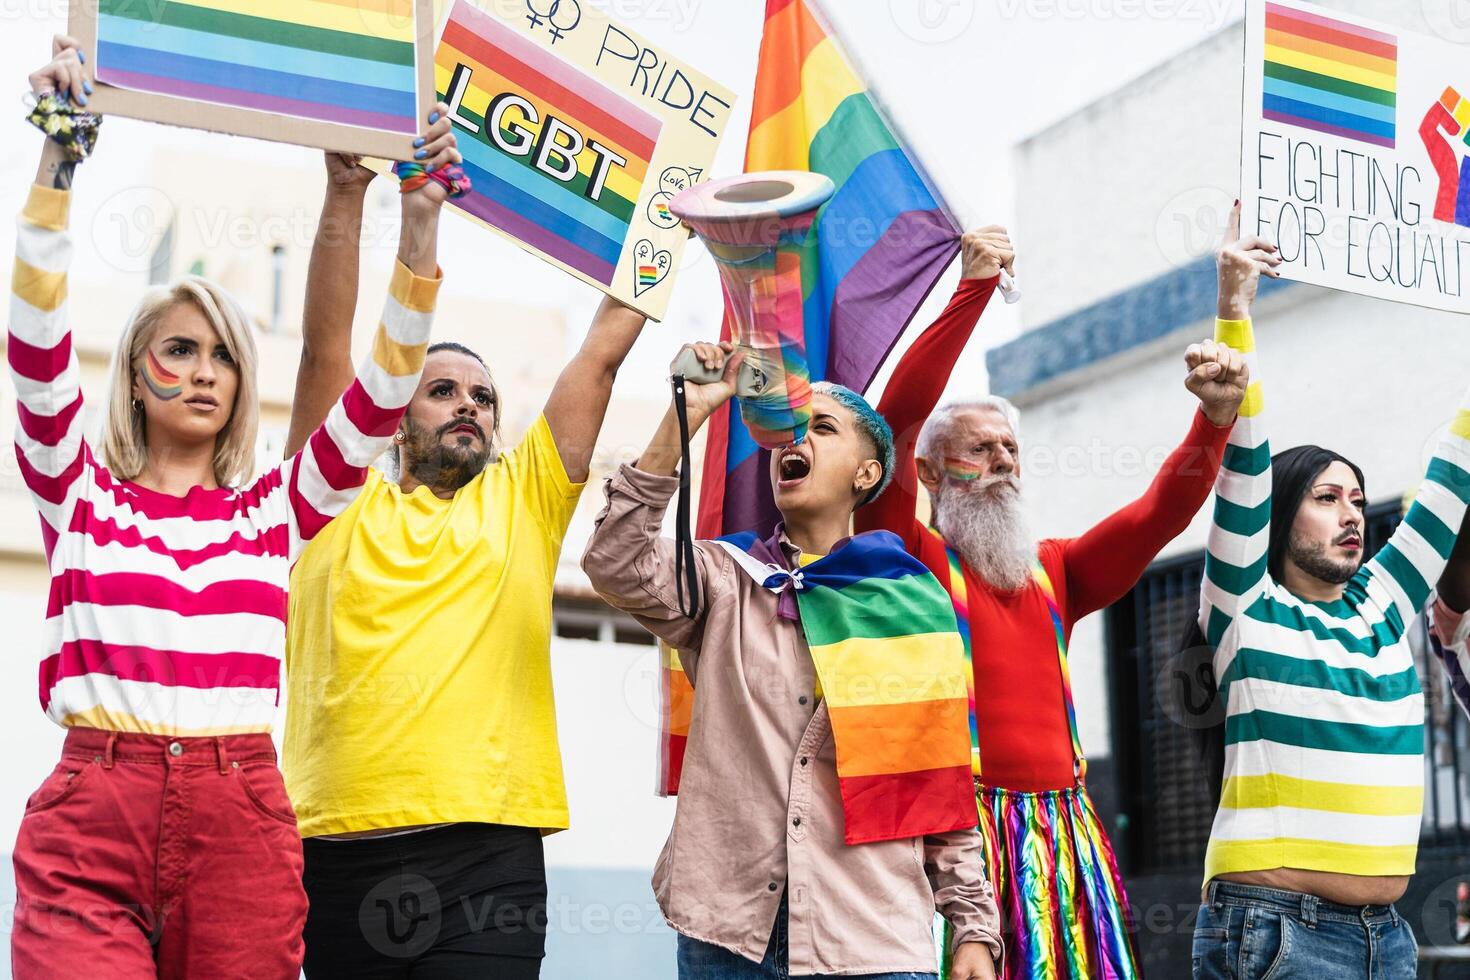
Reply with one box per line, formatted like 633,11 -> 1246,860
283,260 -> 439,558
9,185 -> 87,560
1428,597 -> 1470,721
1359,406 -> 1470,623
1199,317 -> 1270,645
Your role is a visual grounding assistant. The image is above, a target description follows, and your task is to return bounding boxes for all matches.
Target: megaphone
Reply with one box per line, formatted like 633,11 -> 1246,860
669,171 -> 836,449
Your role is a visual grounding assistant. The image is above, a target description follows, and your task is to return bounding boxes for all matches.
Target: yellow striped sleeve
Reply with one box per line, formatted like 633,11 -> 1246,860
23,185 -> 70,232
1214,317 -> 1255,353
12,256 -> 67,313
388,260 -> 442,314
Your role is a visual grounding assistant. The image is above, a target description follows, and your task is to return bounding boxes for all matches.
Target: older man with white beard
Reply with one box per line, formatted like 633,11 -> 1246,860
855,229 -> 1250,979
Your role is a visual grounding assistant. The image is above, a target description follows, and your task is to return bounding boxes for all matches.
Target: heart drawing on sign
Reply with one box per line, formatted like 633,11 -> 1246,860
633,239 -> 672,297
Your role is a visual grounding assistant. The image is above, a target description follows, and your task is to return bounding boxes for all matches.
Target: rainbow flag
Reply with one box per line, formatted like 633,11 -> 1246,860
662,529 -> 976,842
1262,2 -> 1397,148
94,0 -> 420,133
695,0 -> 961,538
436,0 -> 660,286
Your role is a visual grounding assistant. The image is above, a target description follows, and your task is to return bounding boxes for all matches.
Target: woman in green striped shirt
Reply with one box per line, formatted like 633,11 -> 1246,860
1192,205 -> 1470,979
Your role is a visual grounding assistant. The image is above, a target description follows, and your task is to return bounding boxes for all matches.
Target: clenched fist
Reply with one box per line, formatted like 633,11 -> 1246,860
961,226 -> 1015,281
1184,338 -> 1250,427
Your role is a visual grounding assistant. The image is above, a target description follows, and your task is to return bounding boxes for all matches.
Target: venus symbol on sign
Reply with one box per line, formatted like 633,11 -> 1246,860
525,0 -> 581,42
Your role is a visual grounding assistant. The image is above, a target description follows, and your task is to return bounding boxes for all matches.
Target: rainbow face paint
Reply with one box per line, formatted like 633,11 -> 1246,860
943,457 -> 984,481
142,349 -> 183,401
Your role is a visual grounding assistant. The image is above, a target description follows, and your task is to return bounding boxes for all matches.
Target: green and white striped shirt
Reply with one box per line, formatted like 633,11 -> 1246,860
1200,316 -> 1470,880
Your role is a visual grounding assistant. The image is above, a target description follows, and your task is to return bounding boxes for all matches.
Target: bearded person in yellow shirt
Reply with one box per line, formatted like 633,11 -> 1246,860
280,155 -> 646,980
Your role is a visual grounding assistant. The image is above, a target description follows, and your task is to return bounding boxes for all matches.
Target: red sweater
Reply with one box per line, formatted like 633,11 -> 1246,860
856,277 -> 1231,791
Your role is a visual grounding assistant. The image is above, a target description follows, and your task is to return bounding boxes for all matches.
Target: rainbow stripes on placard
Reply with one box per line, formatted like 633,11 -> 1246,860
94,0 -> 419,133
436,0 -> 660,286
1262,1 -> 1397,148
696,0 -> 960,538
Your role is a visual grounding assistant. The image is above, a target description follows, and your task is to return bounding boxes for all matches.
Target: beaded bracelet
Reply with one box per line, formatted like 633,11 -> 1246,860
26,92 -> 102,162
391,161 -> 472,199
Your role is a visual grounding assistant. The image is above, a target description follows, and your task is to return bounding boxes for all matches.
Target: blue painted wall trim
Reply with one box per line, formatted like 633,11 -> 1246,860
986,256 -> 1296,398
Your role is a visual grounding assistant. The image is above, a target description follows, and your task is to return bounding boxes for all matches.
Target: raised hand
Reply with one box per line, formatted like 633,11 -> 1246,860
29,34 -> 90,107
1185,338 -> 1250,426
324,152 -> 376,193
1217,202 -> 1282,320
960,226 -> 1015,280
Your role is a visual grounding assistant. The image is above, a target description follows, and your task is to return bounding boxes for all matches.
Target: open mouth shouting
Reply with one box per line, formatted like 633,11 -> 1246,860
777,445 -> 812,491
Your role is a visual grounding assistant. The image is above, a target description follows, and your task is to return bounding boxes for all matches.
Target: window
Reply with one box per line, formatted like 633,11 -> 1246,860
1105,499 -> 1470,874
553,597 -> 657,647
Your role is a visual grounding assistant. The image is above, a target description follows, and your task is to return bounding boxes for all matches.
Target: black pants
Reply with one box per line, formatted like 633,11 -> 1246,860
302,822 -> 548,980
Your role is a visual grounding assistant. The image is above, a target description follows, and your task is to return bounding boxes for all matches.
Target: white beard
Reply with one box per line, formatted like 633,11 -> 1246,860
934,474 -> 1036,592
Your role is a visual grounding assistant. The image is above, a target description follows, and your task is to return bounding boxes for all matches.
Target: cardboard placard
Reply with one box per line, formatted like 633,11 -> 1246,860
68,0 -> 436,162
418,0 -> 737,320
1241,0 -> 1470,312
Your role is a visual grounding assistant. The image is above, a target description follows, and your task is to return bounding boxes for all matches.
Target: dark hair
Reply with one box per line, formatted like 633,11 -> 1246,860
1184,444 -> 1365,806
390,341 -> 502,471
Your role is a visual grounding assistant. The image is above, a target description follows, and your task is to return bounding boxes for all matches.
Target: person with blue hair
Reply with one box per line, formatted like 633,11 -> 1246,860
583,341 -> 1003,979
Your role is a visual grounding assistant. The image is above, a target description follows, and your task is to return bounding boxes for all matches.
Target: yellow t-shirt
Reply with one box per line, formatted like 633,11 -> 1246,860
282,415 -> 583,837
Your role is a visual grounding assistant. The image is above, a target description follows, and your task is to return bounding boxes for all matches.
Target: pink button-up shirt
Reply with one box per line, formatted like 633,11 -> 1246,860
583,464 -> 1003,975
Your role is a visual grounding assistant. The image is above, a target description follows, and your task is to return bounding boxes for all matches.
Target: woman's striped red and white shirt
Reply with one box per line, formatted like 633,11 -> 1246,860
9,185 -> 439,736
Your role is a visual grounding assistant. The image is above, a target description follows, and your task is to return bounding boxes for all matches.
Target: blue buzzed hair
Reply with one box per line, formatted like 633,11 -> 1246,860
811,381 -> 895,506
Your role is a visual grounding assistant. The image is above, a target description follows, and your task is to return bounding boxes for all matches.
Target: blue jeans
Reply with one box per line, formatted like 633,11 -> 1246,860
676,895 -> 937,980
1192,881 -> 1418,979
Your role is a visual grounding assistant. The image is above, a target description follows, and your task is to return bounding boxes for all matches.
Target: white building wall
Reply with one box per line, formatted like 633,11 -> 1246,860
1016,0 -> 1463,329
1009,0 -> 1470,759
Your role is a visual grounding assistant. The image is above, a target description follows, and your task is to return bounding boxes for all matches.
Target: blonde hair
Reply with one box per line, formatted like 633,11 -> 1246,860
101,277 -> 260,488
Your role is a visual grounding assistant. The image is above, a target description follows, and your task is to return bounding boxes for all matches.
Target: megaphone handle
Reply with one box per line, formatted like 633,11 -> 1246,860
671,347 -> 723,385
998,269 -> 1021,304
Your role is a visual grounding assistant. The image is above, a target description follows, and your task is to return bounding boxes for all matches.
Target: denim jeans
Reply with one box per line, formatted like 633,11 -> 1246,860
676,894 -> 938,980
1192,881 -> 1418,979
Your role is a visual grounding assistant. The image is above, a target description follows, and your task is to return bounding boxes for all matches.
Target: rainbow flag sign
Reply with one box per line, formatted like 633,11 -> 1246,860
71,0 -> 436,161
1241,0 -> 1470,314
424,0 -> 735,319
1261,2 -> 1397,148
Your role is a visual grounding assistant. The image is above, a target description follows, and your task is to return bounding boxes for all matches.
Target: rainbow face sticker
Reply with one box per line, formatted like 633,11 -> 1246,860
142,349 -> 183,401
943,457 -> 984,482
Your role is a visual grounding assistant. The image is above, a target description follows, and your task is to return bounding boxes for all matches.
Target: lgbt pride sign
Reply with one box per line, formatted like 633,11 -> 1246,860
70,0 -> 436,161
429,0 -> 735,319
1242,0 -> 1470,312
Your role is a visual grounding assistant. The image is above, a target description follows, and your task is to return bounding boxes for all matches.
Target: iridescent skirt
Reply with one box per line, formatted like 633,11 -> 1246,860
947,782 -> 1143,980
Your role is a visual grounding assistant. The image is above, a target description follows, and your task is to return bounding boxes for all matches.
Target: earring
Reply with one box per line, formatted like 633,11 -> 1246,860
132,398 -> 142,412
393,431 -> 405,444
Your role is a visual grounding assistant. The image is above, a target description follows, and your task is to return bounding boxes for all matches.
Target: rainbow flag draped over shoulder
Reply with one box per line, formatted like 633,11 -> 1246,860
694,0 -> 962,539
663,529 -> 977,844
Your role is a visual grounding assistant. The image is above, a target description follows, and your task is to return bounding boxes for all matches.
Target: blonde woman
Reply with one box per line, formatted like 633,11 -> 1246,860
9,38 -> 458,979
